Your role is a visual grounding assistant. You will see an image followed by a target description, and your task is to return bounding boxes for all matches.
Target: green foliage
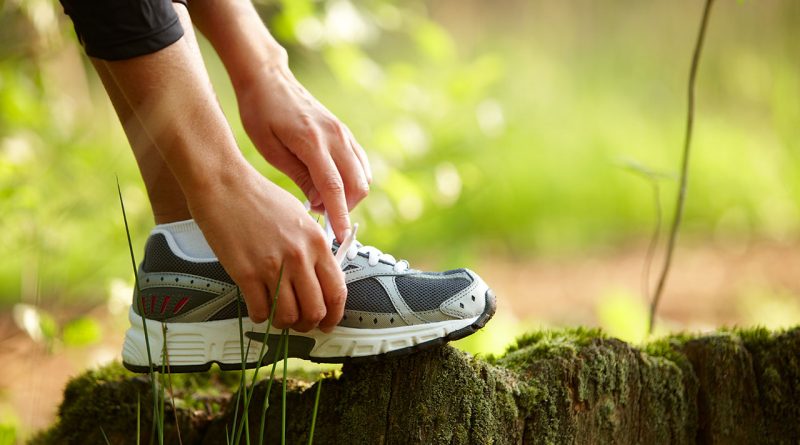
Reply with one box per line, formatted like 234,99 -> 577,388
596,290 -> 649,343
61,316 -> 102,347
1,1 -> 800,317
0,423 -> 16,445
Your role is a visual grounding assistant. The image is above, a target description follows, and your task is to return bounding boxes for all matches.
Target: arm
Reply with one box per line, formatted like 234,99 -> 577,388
99,5 -> 347,332
188,0 -> 372,243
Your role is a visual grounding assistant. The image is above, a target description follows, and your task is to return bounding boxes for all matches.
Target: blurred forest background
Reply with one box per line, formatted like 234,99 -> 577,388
1,0 -> 799,441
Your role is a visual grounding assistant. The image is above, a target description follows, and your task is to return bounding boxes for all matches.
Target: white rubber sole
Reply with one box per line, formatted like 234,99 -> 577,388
121,307 -> 482,373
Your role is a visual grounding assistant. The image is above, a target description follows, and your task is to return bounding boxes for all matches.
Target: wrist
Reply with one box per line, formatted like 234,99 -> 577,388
180,154 -> 252,200
189,0 -> 291,92
230,47 -> 292,93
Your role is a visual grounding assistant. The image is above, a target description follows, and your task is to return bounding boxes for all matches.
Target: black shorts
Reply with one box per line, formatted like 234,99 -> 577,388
60,0 -> 188,61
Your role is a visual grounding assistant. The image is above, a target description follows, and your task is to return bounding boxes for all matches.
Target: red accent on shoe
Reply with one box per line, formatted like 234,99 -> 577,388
173,296 -> 189,314
140,295 -> 148,314
160,295 -> 170,314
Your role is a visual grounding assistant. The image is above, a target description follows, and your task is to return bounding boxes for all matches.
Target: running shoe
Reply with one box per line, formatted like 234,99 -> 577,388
121,220 -> 496,373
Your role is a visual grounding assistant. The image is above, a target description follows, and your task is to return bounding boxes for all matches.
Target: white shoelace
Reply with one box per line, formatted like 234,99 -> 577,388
323,215 -> 409,273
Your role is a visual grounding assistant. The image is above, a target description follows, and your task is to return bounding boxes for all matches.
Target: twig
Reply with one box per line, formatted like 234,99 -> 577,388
648,0 -> 715,334
643,180 -> 663,304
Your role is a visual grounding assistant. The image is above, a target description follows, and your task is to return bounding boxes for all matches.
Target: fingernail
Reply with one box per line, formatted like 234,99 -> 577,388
341,228 -> 352,243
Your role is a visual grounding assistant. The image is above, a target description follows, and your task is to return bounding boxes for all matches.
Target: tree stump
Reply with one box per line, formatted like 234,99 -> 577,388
32,327 -> 800,444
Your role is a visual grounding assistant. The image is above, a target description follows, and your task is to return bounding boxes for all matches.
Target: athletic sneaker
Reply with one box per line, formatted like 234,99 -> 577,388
121,219 -> 496,373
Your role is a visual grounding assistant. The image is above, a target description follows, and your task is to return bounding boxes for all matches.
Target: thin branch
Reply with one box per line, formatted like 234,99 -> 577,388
648,0 -> 715,334
642,180 -> 663,304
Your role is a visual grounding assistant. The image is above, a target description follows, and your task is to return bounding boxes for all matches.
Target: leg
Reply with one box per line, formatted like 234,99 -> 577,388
90,3 -> 209,224
93,61 -> 191,224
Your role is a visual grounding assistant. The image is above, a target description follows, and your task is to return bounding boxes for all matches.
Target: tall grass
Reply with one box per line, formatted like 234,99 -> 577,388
117,177 -> 163,444
119,183 -> 323,443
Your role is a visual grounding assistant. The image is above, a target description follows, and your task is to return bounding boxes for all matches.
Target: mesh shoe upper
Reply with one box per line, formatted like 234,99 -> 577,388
336,248 -> 487,328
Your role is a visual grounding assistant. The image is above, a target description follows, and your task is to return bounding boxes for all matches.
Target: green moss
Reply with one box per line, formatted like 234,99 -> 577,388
643,332 -> 698,363
35,362 -> 237,444
727,326 -> 773,348
503,327 -> 605,356
737,326 -> 800,442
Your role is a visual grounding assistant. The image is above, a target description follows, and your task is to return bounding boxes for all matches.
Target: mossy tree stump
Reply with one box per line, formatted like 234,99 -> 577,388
33,327 -> 800,444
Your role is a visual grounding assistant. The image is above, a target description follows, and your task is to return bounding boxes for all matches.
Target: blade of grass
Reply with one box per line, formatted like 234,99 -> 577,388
231,289 -> 248,444
233,295 -> 257,445
162,323 -> 183,445
158,321 -> 168,445
100,426 -> 111,444
137,393 -> 141,445
116,177 -> 162,439
257,330 -> 285,445
158,326 -> 167,445
281,329 -> 289,445
308,377 -> 323,445
236,263 -> 285,445
244,341 -> 252,445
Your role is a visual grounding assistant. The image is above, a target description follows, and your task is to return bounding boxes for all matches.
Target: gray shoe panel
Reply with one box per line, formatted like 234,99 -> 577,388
395,273 -> 472,312
143,234 -> 234,284
344,277 -> 395,313
439,270 -> 487,319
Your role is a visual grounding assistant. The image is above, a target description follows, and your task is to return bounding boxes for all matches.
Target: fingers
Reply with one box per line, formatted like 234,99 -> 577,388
271,279 -> 300,329
316,255 -> 347,332
344,125 -> 372,184
239,281 -> 270,324
304,145 -> 351,242
237,260 -> 340,333
291,264 -> 327,332
330,132 -> 370,211
257,129 -> 323,209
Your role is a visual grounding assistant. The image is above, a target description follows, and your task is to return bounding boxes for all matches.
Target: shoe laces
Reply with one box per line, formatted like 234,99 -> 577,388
323,215 -> 409,273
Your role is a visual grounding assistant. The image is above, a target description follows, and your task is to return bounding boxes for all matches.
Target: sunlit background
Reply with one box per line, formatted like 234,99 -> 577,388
1,0 -> 799,441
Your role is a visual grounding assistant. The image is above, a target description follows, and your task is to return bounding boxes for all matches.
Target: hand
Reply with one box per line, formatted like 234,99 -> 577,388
186,164 -> 347,332
235,65 -> 372,242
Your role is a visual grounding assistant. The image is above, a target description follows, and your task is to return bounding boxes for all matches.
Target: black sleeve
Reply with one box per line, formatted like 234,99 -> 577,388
59,0 -> 185,61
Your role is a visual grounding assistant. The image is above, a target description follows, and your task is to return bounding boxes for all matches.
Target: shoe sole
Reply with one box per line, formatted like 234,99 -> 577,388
122,288 -> 497,373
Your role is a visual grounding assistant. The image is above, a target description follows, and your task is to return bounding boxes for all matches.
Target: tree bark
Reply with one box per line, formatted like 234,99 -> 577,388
33,327 -> 800,444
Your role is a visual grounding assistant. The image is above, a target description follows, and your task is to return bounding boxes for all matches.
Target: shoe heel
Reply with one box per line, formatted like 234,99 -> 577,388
121,308 -> 271,373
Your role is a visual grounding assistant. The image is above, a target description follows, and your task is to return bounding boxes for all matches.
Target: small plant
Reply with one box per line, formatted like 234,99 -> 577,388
647,0 -> 716,334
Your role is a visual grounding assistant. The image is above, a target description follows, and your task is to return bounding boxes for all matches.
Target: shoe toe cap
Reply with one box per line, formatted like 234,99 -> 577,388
439,269 -> 492,319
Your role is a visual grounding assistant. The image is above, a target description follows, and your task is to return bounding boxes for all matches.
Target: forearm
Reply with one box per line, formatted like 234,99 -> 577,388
100,35 -> 248,195
188,0 -> 290,90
